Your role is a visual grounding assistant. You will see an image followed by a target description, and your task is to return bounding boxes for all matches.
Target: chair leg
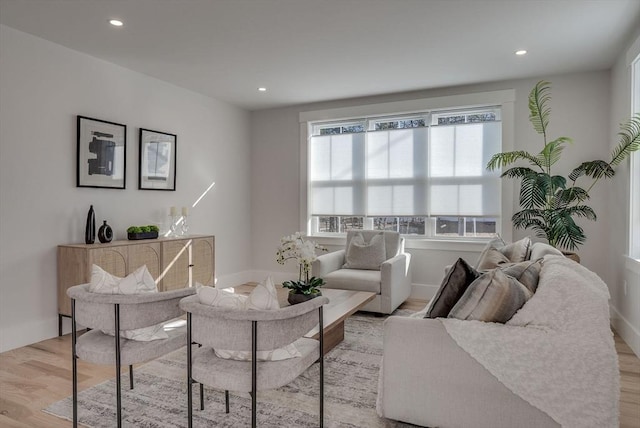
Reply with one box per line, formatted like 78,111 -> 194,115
225,390 -> 229,414
114,304 -> 122,428
251,321 -> 257,428
199,383 -> 204,410
129,365 -> 134,390
71,300 -> 78,428
187,313 -> 193,428
319,306 -> 324,428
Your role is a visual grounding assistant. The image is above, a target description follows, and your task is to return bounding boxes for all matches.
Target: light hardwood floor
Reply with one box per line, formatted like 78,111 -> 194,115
0,298 -> 638,427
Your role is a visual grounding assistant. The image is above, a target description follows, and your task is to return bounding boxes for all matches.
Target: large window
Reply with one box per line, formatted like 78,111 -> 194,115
630,53 -> 640,259
307,107 -> 502,239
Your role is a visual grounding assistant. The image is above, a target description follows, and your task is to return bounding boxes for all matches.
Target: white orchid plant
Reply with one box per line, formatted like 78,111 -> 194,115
276,232 -> 327,295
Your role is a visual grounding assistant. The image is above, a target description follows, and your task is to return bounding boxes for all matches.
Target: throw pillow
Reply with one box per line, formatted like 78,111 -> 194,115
476,247 -> 512,271
448,269 -> 533,323
90,265 -> 169,341
197,277 -> 301,361
500,237 -> 532,263
529,242 -> 564,261
89,264 -> 157,294
425,258 -> 480,318
500,260 -> 542,293
475,237 -> 532,271
343,232 -> 386,270
197,284 -> 248,308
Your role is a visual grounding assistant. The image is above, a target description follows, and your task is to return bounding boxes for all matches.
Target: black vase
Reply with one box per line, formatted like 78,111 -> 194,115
85,205 -> 96,244
98,220 -> 113,243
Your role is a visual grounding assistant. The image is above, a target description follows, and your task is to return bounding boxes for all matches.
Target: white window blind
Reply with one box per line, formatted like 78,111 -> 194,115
308,108 -> 502,233
429,121 -> 501,216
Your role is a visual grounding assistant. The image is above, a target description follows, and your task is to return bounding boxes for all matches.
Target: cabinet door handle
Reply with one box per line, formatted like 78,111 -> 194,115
189,264 -> 195,267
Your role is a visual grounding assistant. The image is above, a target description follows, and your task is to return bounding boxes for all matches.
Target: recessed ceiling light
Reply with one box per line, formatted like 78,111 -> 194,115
515,50 -> 527,56
109,19 -> 124,27
258,87 -> 267,92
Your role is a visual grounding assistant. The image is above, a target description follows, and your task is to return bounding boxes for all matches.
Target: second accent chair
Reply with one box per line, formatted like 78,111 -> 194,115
312,230 -> 411,314
179,293 -> 329,427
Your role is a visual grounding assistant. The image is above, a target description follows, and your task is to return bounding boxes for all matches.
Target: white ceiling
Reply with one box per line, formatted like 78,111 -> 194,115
1,0 -> 639,110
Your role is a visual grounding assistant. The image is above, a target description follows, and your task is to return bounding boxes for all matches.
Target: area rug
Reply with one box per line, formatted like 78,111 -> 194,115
44,311 -> 418,427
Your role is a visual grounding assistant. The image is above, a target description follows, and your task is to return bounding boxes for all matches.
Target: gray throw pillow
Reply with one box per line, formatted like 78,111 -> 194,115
448,269 -> 533,323
343,232 -> 386,270
476,237 -> 532,271
426,258 -> 479,318
500,260 -> 542,293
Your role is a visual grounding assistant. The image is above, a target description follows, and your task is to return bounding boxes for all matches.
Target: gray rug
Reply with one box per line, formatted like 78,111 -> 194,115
45,311 -> 417,427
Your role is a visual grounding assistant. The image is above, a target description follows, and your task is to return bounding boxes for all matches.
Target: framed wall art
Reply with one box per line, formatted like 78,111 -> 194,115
77,116 -> 126,189
139,128 -> 177,191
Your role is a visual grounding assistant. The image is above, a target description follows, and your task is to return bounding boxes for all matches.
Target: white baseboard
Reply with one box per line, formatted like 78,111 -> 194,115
0,316 -> 60,353
610,304 -> 640,358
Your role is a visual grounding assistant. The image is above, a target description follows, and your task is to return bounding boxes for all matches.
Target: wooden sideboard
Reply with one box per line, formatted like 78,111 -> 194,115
57,235 -> 214,334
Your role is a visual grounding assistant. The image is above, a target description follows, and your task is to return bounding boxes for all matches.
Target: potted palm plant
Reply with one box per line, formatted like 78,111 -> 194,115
487,80 -> 640,252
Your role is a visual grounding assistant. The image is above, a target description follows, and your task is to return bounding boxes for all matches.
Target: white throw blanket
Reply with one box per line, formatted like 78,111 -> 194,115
442,256 -> 619,428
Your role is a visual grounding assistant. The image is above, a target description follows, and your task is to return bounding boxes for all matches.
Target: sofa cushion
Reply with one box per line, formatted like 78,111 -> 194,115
448,269 -> 532,323
500,260 -> 542,293
346,230 -> 401,260
343,232 -> 386,270
426,258 -> 479,318
322,269 -> 381,293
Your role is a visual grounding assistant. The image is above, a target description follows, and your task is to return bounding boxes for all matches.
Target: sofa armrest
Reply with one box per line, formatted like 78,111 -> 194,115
380,253 -> 411,299
378,316 -> 559,428
312,249 -> 345,278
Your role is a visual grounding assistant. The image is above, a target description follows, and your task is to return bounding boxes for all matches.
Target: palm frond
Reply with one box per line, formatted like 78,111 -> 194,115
511,209 -> 548,239
546,210 -> 586,251
486,151 -> 544,171
566,205 -> 597,221
610,113 -> 640,166
501,167 -> 537,179
554,187 -> 590,208
568,160 -> 615,181
529,80 -> 551,137
519,173 -> 548,209
538,137 -> 572,168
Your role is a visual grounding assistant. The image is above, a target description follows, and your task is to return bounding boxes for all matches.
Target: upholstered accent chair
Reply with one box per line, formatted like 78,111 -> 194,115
312,230 -> 411,314
67,284 -> 195,428
179,294 -> 329,428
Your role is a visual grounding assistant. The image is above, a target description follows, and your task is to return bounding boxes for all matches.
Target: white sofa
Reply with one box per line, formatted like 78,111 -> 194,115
377,255 -> 619,428
312,230 -> 411,314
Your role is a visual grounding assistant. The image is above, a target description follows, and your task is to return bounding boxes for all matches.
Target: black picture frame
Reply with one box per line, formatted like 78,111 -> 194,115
138,128 -> 177,191
77,116 -> 127,189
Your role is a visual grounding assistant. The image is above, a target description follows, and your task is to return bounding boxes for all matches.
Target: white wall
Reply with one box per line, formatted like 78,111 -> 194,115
250,71 -> 612,296
608,28 -> 640,356
0,26 -> 252,352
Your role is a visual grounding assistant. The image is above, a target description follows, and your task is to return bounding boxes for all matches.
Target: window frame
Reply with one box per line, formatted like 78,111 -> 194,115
299,90 -> 516,247
629,52 -> 640,260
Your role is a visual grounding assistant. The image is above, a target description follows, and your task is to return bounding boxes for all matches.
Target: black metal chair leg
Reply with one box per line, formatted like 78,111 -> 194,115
115,304 -> 122,428
59,314 -> 63,337
129,365 -> 134,389
71,300 -> 78,428
225,390 -> 230,414
187,313 -> 193,428
200,383 -> 204,410
251,321 -> 257,428
319,306 -> 324,428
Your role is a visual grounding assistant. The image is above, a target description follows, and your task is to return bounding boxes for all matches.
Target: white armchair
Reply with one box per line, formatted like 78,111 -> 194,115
312,231 -> 411,314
